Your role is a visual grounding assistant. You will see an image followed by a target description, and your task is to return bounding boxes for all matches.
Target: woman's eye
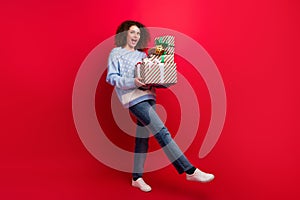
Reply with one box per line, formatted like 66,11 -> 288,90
129,31 -> 140,35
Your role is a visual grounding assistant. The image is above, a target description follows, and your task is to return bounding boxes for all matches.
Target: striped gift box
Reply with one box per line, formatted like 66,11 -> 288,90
148,54 -> 174,63
154,35 -> 175,55
137,58 -> 177,87
164,46 -> 175,54
154,35 -> 175,46
135,35 -> 177,88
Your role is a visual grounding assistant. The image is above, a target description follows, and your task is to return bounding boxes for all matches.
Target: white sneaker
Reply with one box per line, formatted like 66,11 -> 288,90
132,178 -> 152,192
186,168 -> 215,183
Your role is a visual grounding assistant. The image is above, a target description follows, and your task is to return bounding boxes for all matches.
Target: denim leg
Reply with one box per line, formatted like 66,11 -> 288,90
129,100 -> 193,175
154,127 -> 193,174
132,120 -> 150,179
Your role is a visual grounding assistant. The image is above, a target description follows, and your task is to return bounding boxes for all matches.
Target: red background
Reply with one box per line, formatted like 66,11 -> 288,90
1,0 -> 300,199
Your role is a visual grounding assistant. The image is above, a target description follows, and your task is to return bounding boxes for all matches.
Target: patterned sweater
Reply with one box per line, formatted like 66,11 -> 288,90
106,47 -> 156,108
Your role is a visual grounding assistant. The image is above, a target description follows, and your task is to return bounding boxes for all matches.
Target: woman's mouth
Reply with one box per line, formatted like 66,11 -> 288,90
131,39 -> 138,45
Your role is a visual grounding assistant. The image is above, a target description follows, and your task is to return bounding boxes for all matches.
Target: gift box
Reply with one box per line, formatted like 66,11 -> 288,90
148,54 -> 174,63
155,35 -> 175,46
135,35 -> 177,88
154,35 -> 175,55
135,58 -> 177,87
164,46 -> 175,54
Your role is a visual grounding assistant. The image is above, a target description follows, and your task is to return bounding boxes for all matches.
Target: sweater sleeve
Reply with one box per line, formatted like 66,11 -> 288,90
106,50 -> 137,90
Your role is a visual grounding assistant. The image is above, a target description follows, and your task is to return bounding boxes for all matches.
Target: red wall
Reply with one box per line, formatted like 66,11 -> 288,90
1,0 -> 299,199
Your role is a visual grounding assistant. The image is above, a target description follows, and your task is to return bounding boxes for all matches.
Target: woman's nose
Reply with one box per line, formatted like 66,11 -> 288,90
133,32 -> 139,37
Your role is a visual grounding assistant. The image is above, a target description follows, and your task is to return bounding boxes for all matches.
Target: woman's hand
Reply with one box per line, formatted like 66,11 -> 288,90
135,78 -> 146,88
147,47 -> 156,55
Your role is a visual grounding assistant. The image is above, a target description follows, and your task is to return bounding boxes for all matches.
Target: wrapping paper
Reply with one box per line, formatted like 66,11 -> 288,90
135,35 -> 177,87
136,58 -> 177,87
148,54 -> 174,63
154,35 -> 175,55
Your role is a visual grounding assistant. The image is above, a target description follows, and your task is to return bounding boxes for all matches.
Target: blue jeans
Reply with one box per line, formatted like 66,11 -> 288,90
129,99 -> 194,179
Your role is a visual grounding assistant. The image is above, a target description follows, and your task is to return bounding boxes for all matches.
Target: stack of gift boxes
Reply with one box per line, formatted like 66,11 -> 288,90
135,35 -> 177,88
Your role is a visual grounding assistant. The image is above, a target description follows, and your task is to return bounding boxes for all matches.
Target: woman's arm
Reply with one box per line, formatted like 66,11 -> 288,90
106,51 -> 145,89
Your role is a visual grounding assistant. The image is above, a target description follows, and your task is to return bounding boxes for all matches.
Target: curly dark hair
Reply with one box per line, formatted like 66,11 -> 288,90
115,20 -> 150,50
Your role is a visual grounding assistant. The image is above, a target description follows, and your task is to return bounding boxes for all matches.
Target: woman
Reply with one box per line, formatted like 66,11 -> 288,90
106,20 -> 214,192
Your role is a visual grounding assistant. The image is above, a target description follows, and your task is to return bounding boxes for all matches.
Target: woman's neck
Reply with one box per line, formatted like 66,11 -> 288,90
123,45 -> 135,51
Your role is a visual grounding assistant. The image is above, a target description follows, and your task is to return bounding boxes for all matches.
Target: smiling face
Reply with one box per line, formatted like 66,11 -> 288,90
124,25 -> 141,51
